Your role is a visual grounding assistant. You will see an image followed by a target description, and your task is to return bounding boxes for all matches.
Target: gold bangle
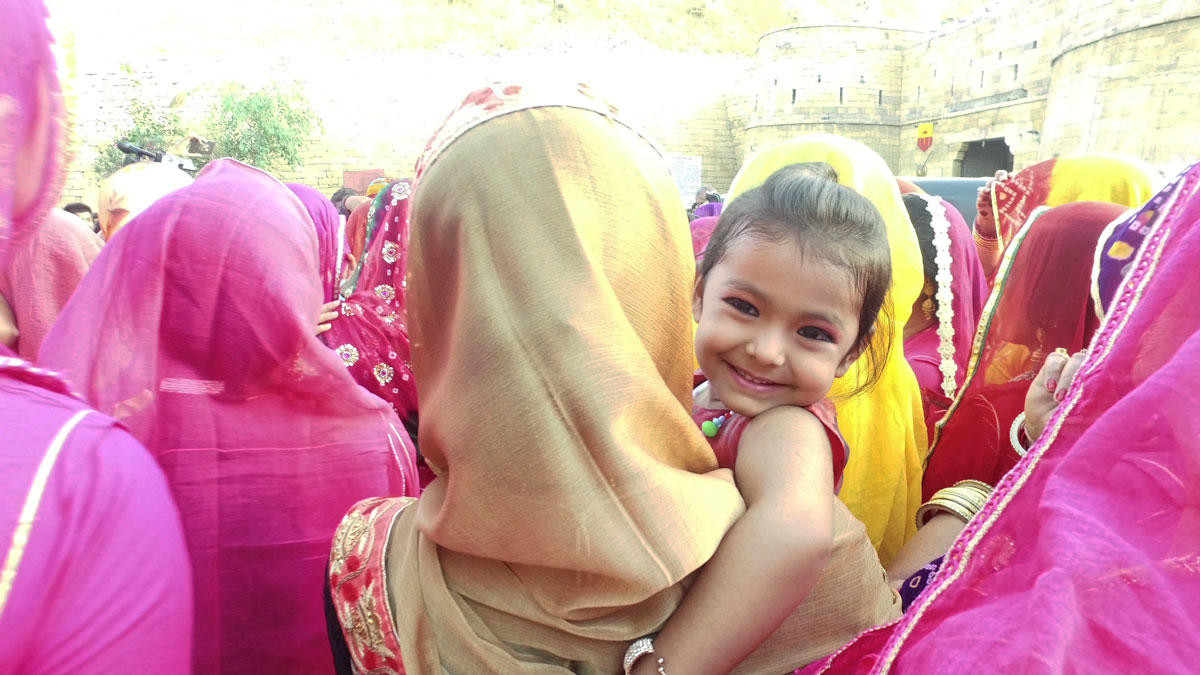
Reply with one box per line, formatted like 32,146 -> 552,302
952,480 -> 995,504
916,496 -> 974,528
938,490 -> 985,516
973,228 -> 1001,251
953,479 -> 994,494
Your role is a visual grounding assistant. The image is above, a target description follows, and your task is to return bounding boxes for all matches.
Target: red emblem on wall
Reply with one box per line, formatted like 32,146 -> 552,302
917,123 -> 934,152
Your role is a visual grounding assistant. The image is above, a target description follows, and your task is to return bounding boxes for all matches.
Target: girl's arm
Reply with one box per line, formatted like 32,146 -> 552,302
633,406 -> 835,675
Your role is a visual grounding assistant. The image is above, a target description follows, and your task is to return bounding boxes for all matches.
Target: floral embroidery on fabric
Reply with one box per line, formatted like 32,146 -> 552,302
382,312 -> 399,325
390,181 -> 412,201
374,284 -> 396,301
342,302 -> 361,317
337,344 -> 361,367
374,363 -> 394,386
329,497 -> 415,675
382,241 -> 399,264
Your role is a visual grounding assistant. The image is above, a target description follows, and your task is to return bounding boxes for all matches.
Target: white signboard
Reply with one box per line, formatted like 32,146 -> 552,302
664,153 -> 703,208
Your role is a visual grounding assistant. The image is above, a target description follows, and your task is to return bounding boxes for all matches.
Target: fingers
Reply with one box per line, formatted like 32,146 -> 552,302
1034,348 -> 1071,394
995,169 -> 1009,182
1055,350 -> 1089,402
316,300 -> 341,336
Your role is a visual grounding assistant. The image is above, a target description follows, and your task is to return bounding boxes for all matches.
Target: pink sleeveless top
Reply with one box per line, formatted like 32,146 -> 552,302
692,381 -> 849,494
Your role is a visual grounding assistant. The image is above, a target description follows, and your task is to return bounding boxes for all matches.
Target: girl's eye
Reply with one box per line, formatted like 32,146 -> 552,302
724,297 -> 758,317
798,326 -> 834,343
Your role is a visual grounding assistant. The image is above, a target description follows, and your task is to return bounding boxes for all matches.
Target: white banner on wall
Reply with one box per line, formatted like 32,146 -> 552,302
664,153 -> 703,208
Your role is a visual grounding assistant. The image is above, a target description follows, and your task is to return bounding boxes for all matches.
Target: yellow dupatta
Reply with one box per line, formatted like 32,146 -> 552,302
728,135 -> 927,565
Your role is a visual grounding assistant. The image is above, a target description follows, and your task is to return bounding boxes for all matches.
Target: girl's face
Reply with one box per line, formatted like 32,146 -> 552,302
693,234 -> 866,417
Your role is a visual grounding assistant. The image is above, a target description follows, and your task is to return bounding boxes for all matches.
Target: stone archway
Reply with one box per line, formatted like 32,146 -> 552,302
954,138 -> 1015,177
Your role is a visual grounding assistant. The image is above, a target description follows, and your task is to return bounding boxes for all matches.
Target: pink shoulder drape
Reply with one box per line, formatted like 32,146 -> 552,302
0,209 -> 101,360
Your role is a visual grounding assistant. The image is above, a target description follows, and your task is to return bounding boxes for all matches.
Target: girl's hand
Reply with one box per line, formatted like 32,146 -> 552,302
974,169 -> 1009,238
316,300 -> 341,336
1025,349 -> 1088,441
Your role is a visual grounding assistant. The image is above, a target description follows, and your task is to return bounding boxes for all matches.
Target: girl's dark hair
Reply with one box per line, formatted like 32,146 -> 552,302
699,162 -> 893,396
902,193 -> 939,310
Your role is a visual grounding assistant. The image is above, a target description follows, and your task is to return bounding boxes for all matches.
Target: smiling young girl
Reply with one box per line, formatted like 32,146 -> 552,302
628,165 -> 898,674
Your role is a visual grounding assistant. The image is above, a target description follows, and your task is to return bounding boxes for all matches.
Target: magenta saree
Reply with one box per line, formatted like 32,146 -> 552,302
0,1 -> 193,671
799,161 -> 1200,674
40,159 -> 419,673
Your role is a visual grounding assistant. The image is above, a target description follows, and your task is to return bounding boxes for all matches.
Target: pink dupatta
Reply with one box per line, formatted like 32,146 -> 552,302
40,159 -> 419,674
0,209 -> 101,360
799,162 -> 1200,674
1,1 -> 193,671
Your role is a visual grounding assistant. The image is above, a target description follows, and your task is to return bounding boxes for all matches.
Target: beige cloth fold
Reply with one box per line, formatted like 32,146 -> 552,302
387,93 -> 897,674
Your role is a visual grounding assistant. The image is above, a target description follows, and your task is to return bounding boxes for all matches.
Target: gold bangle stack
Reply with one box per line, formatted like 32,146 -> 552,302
973,228 -> 1001,251
915,480 -> 995,528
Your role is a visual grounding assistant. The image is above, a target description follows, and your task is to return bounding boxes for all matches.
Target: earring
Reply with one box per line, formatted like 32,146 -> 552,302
921,280 -> 935,321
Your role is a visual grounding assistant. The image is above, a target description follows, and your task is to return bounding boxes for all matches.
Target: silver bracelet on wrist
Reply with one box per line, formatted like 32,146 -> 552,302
1010,411 -> 1029,457
623,636 -> 667,675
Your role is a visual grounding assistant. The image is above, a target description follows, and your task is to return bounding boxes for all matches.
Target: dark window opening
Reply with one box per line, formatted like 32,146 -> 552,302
817,74 -> 822,83
791,89 -> 797,104
839,87 -> 844,104
878,89 -> 883,105
980,70 -> 985,87
958,138 -> 1015,177
1013,64 -> 1019,80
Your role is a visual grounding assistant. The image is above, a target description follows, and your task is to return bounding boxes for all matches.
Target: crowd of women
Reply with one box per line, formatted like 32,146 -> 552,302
2,1 -> 1197,672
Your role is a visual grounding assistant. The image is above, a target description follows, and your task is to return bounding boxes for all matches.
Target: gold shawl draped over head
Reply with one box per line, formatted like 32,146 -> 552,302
389,85 -> 745,672
728,136 -> 928,565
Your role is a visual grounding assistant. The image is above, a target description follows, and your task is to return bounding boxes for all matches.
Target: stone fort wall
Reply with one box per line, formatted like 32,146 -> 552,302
58,0 -> 1200,206
746,0 -> 1200,180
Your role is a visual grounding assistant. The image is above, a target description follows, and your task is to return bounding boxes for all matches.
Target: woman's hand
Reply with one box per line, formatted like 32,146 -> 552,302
316,300 -> 341,336
1025,349 -> 1088,441
974,169 -> 1009,238
0,292 -> 18,348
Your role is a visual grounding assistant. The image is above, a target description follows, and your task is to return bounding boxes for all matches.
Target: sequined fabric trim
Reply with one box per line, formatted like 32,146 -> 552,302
328,497 -> 415,675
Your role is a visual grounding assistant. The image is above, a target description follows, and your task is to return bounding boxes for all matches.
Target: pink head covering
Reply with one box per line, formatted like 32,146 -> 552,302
286,182 -> 344,303
0,209 -> 102,360
690,215 -> 719,262
0,0 -> 63,266
39,158 -> 419,673
799,162 -> 1200,674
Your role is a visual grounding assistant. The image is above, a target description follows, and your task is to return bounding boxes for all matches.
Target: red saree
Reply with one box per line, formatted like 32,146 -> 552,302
922,201 -> 1130,499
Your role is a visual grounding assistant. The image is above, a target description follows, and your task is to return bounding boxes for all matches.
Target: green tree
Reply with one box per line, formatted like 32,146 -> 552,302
205,82 -> 322,174
92,76 -> 187,179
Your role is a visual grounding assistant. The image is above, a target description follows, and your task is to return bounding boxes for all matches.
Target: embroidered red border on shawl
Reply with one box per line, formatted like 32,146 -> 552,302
329,496 -> 415,675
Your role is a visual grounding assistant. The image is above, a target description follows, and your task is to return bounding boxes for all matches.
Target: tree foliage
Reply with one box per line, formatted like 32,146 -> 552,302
92,75 -> 187,179
204,82 -> 322,174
